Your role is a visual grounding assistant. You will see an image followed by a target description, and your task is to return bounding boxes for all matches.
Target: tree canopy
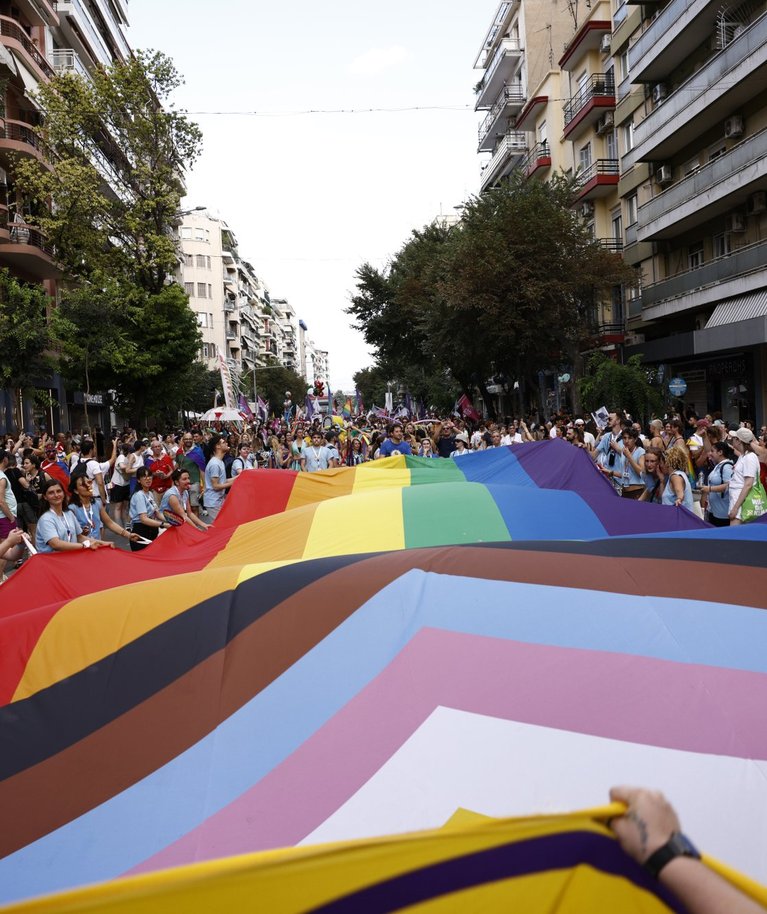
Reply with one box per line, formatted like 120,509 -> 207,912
347,174 -> 633,417
12,51 -> 203,424
579,353 -> 663,422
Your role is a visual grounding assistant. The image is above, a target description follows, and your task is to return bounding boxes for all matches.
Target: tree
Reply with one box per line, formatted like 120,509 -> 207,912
579,353 -> 663,422
12,51 -> 203,422
0,269 -> 53,429
348,174 -> 633,418
246,363 -> 308,418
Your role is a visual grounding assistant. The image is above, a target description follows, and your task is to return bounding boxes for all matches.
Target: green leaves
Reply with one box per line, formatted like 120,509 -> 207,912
0,269 -> 52,389
348,175 -> 632,413
579,353 -> 663,421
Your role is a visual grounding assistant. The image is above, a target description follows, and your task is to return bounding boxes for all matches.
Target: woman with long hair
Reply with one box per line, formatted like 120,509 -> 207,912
160,469 -> 210,531
661,447 -> 693,510
128,466 -> 169,550
36,478 -> 110,553
700,440 -> 735,527
68,469 -> 138,546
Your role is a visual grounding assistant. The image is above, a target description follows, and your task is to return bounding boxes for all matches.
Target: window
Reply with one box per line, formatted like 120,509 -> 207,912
713,233 -> 731,258
196,312 -> 208,328
194,228 -> 205,241
184,253 -> 193,266
196,254 -> 206,268
184,282 -> 194,297
208,284 -> 212,298
688,241 -> 704,270
181,227 -> 192,239
579,142 -> 592,172
708,143 -> 726,163
626,193 -> 638,226
606,129 -> 618,160
611,209 -> 623,243
207,255 -> 211,269
623,120 -> 634,153
197,282 -> 207,298
619,49 -> 630,82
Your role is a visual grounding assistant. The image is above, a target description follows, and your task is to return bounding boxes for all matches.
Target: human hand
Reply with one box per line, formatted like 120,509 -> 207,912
6,528 -> 24,547
128,533 -> 142,542
608,786 -> 681,864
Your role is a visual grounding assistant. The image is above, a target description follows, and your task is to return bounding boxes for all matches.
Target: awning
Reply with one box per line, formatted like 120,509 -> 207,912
0,45 -> 18,76
14,56 -> 40,95
706,289 -> 767,328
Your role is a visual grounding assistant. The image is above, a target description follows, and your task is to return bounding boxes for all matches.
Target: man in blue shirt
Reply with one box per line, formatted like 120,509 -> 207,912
378,422 -> 413,458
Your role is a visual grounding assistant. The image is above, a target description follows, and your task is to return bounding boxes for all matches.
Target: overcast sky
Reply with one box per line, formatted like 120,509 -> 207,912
128,0 -> 493,389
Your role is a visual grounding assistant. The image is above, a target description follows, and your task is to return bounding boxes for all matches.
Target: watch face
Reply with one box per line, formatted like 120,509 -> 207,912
671,834 -> 699,857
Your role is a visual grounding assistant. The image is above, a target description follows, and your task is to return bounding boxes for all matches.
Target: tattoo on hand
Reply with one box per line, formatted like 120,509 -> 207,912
628,810 -> 649,856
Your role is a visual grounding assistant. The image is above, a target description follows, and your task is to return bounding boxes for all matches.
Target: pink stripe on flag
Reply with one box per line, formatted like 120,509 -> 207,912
129,630 -> 767,873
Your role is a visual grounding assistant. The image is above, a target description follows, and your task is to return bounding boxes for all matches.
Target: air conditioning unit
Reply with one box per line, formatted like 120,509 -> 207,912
725,212 -> 747,232
596,111 -> 614,134
652,83 -> 668,103
580,201 -> 595,218
724,114 -> 744,138
624,332 -> 645,346
600,34 -> 612,53
655,164 -> 673,186
748,191 -> 767,214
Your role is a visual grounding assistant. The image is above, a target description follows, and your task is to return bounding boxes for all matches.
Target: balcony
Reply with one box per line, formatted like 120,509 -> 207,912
50,48 -> 91,80
629,0 -> 723,83
597,237 -> 624,252
0,119 -> 49,167
226,329 -> 238,342
0,222 -> 60,278
637,128 -> 767,240
223,300 -> 235,312
0,15 -> 54,81
559,19 -> 613,72
478,84 -> 526,151
53,0 -> 115,67
563,74 -> 615,140
573,158 -> 620,201
475,38 -> 524,109
0,204 -> 8,241
15,0 -> 59,26
633,14 -> 767,162
480,131 -> 527,191
522,141 -> 551,178
642,238 -> 767,317
592,321 -> 626,343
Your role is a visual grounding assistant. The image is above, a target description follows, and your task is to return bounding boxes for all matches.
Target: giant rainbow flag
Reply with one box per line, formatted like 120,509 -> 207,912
1,441 -> 766,911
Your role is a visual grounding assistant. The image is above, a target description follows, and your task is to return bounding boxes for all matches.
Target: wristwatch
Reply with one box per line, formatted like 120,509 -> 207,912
82,539 -> 92,550
644,833 -> 700,878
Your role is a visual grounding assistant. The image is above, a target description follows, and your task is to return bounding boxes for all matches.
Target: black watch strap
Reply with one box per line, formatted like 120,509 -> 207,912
644,833 -> 701,878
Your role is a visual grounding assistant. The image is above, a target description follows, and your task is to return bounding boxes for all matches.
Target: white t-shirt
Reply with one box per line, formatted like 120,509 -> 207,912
548,426 -> 558,439
86,459 -> 110,499
111,454 -> 129,487
583,431 -> 596,448
729,451 -> 760,512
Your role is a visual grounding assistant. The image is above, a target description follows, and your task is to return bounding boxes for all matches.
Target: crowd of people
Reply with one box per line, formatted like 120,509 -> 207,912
1,407 -> 766,578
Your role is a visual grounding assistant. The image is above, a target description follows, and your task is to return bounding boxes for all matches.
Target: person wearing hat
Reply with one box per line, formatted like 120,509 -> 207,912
451,432 -> 471,458
728,427 -> 761,524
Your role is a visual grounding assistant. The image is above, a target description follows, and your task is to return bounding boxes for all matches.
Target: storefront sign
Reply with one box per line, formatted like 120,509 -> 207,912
668,377 -> 687,397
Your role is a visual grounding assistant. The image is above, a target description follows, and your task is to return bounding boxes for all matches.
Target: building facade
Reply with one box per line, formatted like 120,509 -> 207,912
475,0 -> 767,422
0,0 -> 131,434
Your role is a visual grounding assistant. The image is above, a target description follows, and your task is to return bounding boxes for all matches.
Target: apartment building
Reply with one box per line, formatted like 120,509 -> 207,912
0,0 -> 131,433
618,0 -> 767,423
475,0 -> 767,421
475,0 -> 573,193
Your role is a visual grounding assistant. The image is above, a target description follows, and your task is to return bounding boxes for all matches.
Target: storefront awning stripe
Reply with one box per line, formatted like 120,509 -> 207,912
705,289 -> 767,328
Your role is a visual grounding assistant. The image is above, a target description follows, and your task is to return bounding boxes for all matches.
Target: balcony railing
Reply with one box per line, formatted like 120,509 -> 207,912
478,84 -> 526,147
575,158 -> 620,188
597,237 -> 624,252
628,0 -> 706,75
225,330 -> 238,341
8,221 -> 55,256
481,131 -> 527,186
634,14 -> 767,159
563,74 -> 615,126
475,38 -> 523,105
625,222 -> 638,246
642,238 -> 767,307
50,48 -> 91,80
53,0 -> 112,66
521,141 -> 551,176
1,119 -> 43,152
0,16 -> 54,78
638,126 -> 767,235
